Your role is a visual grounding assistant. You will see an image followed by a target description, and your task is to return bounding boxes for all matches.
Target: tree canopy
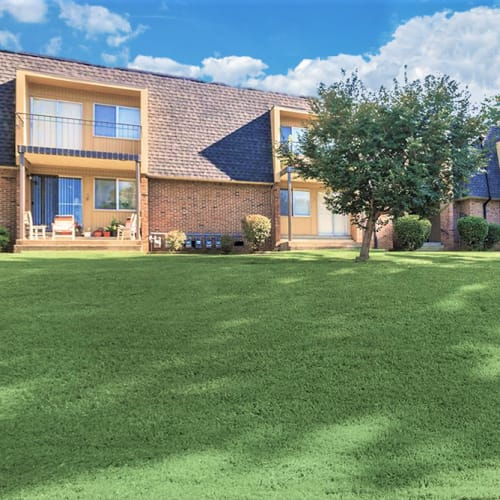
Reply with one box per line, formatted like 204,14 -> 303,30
282,73 -> 496,261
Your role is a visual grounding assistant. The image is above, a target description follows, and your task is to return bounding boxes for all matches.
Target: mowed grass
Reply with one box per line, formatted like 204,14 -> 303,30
1,250 -> 499,499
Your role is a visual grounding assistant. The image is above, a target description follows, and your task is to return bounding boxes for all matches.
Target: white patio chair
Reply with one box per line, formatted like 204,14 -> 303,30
52,215 -> 75,240
24,211 -> 47,240
117,213 -> 137,240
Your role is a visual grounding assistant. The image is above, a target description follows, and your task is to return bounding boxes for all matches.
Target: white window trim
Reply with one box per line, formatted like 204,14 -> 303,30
94,177 -> 137,211
280,189 -> 311,218
93,103 -> 140,140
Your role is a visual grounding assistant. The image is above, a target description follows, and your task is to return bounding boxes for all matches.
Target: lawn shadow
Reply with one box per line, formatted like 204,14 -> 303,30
1,251 -> 499,497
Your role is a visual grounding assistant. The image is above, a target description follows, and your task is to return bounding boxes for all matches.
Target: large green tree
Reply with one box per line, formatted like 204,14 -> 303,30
283,74 -> 496,261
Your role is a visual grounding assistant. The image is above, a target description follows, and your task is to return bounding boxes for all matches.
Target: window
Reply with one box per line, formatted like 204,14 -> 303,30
95,178 -> 136,210
94,104 -> 140,139
280,126 -> 306,154
280,189 -> 310,217
31,98 -> 82,149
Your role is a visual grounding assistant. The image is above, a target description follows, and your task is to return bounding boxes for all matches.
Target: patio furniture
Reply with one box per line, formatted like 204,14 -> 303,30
117,213 -> 137,240
52,215 -> 76,240
24,211 -> 47,240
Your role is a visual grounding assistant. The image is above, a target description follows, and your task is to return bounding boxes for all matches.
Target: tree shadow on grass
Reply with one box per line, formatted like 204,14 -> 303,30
1,251 -> 499,497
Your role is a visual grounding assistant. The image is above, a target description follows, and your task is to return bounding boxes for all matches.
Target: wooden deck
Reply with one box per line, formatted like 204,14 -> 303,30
14,237 -> 143,252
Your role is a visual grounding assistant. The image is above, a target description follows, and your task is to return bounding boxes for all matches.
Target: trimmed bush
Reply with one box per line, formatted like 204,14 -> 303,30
484,223 -> 500,249
457,216 -> 488,250
393,215 -> 431,251
241,214 -> 271,251
421,218 -> 432,242
165,230 -> 186,251
0,225 -> 10,252
220,235 -> 233,254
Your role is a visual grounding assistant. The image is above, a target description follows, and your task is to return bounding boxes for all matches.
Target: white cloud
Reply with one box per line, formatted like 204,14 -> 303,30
127,7 -> 499,102
248,7 -> 500,102
58,0 -> 146,47
101,52 -> 117,65
247,54 -> 366,96
107,24 -> 147,48
0,30 -> 21,50
128,54 -> 268,85
201,56 -> 267,85
101,47 -> 130,66
0,0 -> 47,23
128,55 -> 202,78
43,36 -> 62,56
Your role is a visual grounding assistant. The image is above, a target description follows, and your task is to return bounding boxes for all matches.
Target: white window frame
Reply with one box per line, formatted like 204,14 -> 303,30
93,103 -> 140,140
94,178 -> 137,211
30,97 -> 83,149
280,189 -> 311,217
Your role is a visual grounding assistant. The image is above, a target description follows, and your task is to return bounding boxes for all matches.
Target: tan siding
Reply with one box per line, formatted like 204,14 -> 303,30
27,165 -> 136,231
26,83 -> 141,156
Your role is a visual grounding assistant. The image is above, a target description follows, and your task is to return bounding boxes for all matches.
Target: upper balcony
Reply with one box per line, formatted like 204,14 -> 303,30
270,105 -> 313,183
16,112 -> 141,161
15,69 -> 148,171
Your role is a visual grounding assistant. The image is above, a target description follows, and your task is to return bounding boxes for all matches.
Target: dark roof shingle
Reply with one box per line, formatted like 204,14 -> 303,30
466,127 -> 500,198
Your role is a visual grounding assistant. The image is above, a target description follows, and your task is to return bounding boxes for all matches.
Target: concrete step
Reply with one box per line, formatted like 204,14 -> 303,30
419,242 -> 444,251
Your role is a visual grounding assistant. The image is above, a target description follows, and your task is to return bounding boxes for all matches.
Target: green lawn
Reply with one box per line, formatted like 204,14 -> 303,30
1,250 -> 499,499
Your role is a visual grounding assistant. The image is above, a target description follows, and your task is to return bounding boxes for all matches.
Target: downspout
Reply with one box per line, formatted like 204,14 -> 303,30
482,171 -> 491,220
480,137 -> 491,220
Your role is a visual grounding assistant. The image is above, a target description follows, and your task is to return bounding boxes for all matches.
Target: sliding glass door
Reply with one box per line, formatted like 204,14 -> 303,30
31,175 -> 82,226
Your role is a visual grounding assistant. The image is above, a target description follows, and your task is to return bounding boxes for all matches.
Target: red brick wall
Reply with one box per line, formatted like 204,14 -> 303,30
376,215 -> 393,249
457,198 -> 500,224
271,183 -> 281,246
0,167 -> 17,244
449,199 -> 500,249
484,200 -> 500,224
149,179 -> 273,236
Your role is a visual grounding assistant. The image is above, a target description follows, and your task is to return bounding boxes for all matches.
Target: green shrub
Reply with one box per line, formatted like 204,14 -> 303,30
241,214 -> 271,251
457,216 -> 488,250
393,215 -> 431,250
484,223 -> 500,249
0,225 -> 10,252
421,218 -> 432,242
165,230 -> 186,251
220,235 -> 233,254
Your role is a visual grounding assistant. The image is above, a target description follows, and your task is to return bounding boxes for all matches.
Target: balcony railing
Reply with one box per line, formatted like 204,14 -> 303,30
16,113 -> 141,160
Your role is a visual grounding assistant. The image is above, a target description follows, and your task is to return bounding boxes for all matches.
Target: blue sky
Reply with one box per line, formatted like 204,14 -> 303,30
0,0 -> 499,101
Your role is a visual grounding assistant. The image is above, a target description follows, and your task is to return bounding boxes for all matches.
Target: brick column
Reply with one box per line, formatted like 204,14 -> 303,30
0,167 -> 18,244
271,183 -> 281,248
440,203 -> 459,249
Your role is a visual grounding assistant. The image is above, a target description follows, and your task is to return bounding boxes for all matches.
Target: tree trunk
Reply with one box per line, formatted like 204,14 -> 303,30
356,215 -> 377,262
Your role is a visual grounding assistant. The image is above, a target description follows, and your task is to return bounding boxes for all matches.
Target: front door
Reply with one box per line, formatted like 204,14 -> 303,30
318,192 -> 349,236
31,175 -> 82,227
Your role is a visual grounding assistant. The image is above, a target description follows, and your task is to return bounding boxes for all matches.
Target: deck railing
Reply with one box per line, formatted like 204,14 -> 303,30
16,113 -> 141,158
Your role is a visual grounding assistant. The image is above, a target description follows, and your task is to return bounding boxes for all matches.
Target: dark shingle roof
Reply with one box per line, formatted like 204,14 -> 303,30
467,127 -> 500,198
0,49 -> 310,183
